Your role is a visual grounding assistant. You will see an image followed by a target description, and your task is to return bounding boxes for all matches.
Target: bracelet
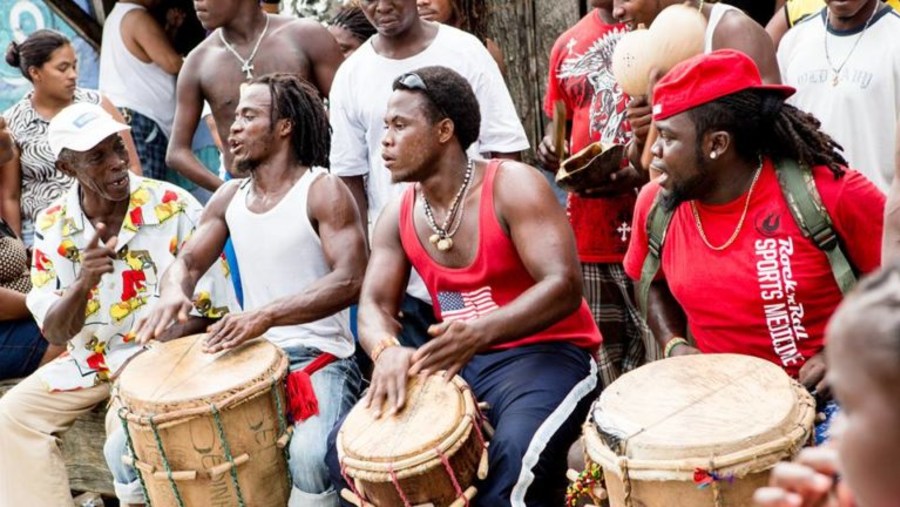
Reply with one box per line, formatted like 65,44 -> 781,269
664,337 -> 689,358
370,336 -> 400,362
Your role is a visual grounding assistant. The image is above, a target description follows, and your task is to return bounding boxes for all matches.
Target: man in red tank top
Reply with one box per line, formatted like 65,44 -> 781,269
327,66 -> 602,506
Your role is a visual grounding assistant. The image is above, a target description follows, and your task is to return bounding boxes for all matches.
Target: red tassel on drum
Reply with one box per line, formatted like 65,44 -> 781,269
286,353 -> 337,423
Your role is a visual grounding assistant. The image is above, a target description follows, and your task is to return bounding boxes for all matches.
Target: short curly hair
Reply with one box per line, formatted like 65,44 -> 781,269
392,65 -> 481,150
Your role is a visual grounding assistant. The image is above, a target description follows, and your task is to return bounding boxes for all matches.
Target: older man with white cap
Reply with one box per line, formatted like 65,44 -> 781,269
0,102 -> 235,506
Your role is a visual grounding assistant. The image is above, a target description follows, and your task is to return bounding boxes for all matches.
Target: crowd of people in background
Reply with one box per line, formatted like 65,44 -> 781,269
0,0 -> 898,505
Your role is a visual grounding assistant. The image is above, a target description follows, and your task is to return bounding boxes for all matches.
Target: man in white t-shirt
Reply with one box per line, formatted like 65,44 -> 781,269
778,0 -> 900,191
329,0 -> 529,345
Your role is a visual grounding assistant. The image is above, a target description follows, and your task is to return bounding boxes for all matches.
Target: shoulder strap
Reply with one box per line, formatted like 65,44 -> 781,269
774,159 -> 856,294
637,193 -> 674,321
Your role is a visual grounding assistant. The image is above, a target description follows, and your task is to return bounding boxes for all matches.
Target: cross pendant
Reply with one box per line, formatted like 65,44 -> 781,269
241,62 -> 254,80
831,73 -> 839,87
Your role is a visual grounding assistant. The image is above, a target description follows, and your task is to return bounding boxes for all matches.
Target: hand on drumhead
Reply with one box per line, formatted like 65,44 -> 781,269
753,447 -> 852,507
133,288 -> 194,344
409,320 -> 484,379
365,346 -> 415,418
799,352 -> 830,399
203,310 -> 271,353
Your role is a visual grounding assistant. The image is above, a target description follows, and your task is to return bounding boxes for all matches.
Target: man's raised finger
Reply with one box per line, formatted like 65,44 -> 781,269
752,487 -> 802,507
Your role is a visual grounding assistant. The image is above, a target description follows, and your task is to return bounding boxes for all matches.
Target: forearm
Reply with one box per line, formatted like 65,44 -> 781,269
646,281 -> 687,350
161,257 -> 203,300
358,298 -> 403,356
0,288 -> 29,320
41,279 -> 92,345
0,198 -> 20,235
257,269 -> 362,329
473,274 -> 582,349
166,146 -> 223,191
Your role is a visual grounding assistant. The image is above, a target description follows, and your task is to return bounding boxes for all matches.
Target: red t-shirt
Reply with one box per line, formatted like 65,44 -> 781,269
399,160 -> 602,352
544,10 -> 635,264
623,160 -> 884,377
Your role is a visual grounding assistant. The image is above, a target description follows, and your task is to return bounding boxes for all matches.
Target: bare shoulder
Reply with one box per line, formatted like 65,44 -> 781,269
204,178 -> 243,216
716,6 -> 770,36
494,160 -> 552,192
309,171 -> 355,214
310,171 -> 351,197
278,15 -> 332,36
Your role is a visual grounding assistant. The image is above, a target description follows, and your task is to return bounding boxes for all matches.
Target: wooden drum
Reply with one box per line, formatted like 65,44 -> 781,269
337,374 -> 489,507
584,354 -> 815,506
114,334 -> 291,507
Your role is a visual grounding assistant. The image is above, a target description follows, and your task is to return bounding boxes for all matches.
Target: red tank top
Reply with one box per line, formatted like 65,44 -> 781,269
399,160 -> 602,351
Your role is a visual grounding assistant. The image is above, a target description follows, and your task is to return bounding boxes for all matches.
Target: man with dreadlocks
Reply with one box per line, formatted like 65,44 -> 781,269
132,73 -> 367,506
623,50 -> 883,438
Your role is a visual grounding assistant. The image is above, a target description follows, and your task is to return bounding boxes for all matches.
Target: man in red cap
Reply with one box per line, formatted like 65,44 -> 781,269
624,49 -> 883,441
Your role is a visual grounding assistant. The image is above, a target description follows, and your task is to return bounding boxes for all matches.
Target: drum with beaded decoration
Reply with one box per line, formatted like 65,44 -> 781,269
114,334 -> 291,507
336,373 -> 489,507
583,354 -> 815,506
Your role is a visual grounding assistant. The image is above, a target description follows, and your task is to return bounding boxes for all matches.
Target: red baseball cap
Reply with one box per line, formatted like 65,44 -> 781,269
651,49 -> 795,121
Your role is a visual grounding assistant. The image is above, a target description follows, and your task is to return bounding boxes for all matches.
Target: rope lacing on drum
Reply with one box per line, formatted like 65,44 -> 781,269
211,403 -> 248,507
117,407 -> 152,506
340,461 -> 366,504
149,417 -> 187,507
270,376 -> 294,492
436,447 -> 467,506
388,464 -> 413,507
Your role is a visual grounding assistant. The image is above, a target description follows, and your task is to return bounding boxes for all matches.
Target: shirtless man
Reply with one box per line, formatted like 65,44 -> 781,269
166,0 -> 343,190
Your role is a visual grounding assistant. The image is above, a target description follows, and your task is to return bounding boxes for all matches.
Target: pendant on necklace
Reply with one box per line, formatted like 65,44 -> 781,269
832,72 -> 840,86
241,62 -> 255,80
436,238 -> 453,251
429,234 -> 440,245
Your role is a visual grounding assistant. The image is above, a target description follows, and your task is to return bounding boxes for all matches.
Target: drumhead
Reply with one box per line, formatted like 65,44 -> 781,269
591,354 -> 813,463
340,374 -> 468,465
117,334 -> 284,416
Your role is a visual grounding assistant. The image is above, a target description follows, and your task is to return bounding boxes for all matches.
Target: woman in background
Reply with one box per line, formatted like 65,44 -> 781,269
1,29 -> 140,246
417,0 -> 506,74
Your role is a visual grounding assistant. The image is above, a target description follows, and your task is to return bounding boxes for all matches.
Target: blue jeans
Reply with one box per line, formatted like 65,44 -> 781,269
0,318 -> 47,381
105,344 -> 362,505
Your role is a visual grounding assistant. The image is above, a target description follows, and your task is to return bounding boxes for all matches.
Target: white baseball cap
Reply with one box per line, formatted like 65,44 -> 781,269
48,102 -> 130,159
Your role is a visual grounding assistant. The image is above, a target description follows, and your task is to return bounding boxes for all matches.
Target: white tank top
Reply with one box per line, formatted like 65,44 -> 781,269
704,3 -> 741,53
98,3 -> 177,137
225,168 -> 354,358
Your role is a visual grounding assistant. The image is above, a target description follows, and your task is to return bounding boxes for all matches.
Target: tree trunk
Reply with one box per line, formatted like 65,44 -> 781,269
485,0 -> 581,162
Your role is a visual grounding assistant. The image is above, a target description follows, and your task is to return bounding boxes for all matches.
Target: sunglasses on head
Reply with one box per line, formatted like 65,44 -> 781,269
397,72 -> 449,119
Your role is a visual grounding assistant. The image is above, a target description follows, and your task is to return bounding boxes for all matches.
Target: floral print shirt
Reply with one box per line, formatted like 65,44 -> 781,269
27,175 -> 236,391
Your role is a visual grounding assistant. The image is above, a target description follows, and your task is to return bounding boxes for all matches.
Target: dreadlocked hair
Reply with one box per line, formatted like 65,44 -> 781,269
448,0 -> 489,44
686,89 -> 847,179
248,73 -> 330,168
331,6 -> 376,44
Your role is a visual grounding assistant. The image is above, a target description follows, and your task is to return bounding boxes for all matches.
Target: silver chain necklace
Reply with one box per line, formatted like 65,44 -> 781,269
420,159 -> 474,252
218,15 -> 270,80
824,0 -> 878,86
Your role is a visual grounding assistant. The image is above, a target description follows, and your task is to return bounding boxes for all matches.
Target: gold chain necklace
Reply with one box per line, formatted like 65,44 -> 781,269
690,162 -> 763,251
824,0 -> 878,86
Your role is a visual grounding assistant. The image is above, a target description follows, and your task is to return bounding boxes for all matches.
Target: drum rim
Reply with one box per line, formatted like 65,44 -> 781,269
115,337 -> 289,426
583,360 -> 816,481
337,375 -> 479,479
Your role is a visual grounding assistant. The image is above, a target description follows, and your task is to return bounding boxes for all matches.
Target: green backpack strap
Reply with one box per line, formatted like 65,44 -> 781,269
636,193 -> 675,321
774,159 -> 857,294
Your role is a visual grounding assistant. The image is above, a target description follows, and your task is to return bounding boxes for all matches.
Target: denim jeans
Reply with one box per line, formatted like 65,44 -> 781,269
0,318 -> 47,381
105,344 -> 362,506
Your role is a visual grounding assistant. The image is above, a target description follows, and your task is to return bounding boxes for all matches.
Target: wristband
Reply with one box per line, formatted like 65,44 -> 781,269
370,336 -> 400,362
663,337 -> 689,358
